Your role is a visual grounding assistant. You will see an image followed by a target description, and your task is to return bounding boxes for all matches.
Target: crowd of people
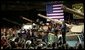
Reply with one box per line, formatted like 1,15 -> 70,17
1,22 -> 84,49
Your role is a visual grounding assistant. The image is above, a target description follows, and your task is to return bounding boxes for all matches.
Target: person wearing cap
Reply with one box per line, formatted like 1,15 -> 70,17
37,29 -> 43,39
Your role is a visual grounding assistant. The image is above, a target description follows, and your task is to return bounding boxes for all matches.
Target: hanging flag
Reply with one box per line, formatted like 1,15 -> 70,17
46,1 -> 64,21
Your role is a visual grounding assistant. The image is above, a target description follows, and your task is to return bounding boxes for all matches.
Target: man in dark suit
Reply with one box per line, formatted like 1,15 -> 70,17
61,21 -> 67,44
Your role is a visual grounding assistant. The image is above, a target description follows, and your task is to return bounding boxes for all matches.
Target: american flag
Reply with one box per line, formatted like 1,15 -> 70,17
46,1 -> 64,21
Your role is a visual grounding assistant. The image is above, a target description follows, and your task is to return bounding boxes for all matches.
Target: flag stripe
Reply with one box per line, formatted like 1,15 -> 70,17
53,9 -> 63,11
48,16 -> 64,18
53,7 -> 62,9
53,6 -> 62,7
47,15 -> 64,17
47,13 -> 64,16
53,4 -> 63,7
53,10 -> 63,13
48,12 -> 63,14
48,17 -> 64,19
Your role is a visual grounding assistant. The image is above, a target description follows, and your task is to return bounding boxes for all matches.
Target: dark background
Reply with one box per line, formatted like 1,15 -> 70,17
1,0 -> 84,27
